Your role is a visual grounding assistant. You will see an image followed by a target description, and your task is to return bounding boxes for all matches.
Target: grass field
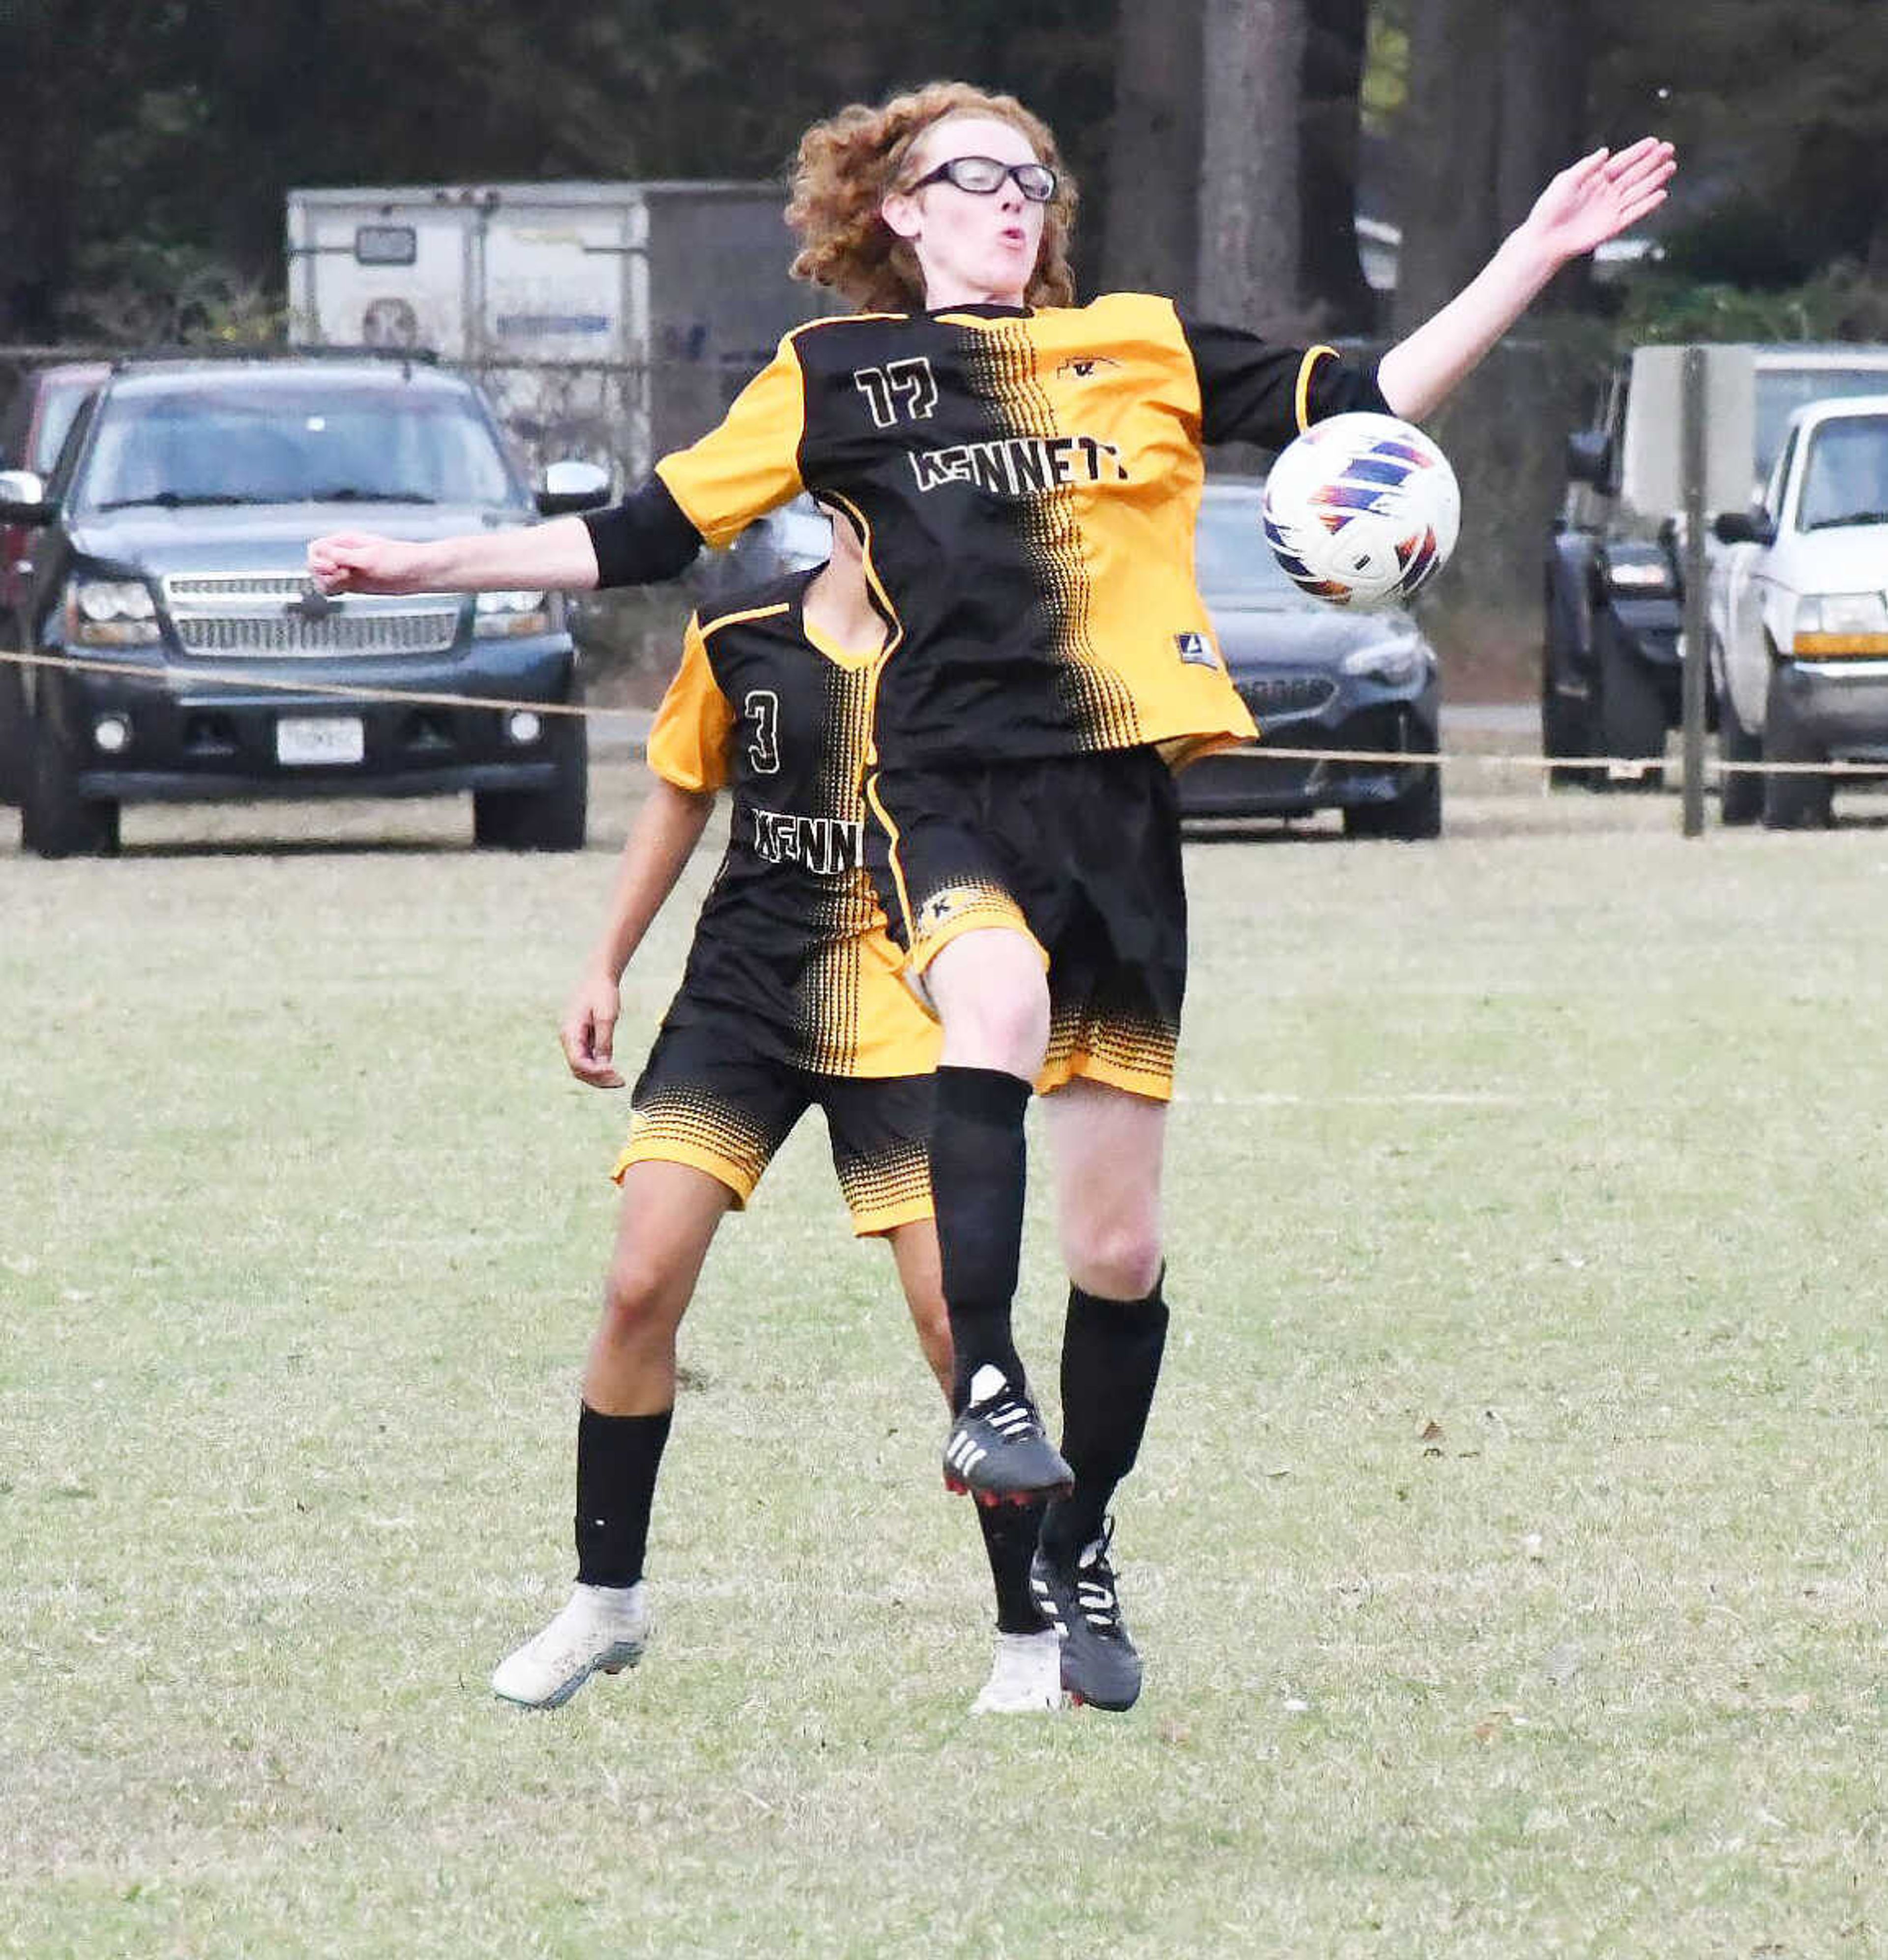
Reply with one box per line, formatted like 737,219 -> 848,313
6,761 -> 1888,1957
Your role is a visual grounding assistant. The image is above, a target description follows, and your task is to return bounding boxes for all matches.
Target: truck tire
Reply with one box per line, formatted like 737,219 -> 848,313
473,710 -> 587,852
1761,667 -> 1833,830
0,656 -> 27,807
1595,617 -> 1666,791
1715,659 -> 1764,826
24,711 -> 120,858
1540,648 -> 1597,790
1342,728 -> 1443,840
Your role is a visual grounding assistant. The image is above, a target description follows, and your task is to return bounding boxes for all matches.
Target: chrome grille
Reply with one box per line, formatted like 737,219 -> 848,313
161,572 -> 461,659
1238,673 -> 1337,719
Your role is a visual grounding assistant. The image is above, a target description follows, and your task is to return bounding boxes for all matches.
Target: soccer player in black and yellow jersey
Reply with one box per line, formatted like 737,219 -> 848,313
313,83 -> 1674,1713
490,510 -> 1064,1716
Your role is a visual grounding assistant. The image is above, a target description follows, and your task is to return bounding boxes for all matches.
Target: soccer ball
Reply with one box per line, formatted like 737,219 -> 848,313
1261,412 -> 1461,610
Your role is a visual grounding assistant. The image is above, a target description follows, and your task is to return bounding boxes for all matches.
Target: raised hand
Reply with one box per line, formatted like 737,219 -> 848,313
1524,138 -> 1677,267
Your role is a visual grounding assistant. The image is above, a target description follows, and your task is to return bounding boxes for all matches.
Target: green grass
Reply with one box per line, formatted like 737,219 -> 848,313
6,771 -> 1888,1957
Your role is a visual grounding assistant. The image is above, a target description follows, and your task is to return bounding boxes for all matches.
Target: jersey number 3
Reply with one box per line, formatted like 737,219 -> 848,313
743,689 -> 781,774
853,358 -> 938,429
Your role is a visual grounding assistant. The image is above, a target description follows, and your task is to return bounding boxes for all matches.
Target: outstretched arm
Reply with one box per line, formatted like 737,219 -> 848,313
560,778 -> 716,1088
307,514 -> 601,596
309,476 -> 706,596
1378,139 -> 1676,422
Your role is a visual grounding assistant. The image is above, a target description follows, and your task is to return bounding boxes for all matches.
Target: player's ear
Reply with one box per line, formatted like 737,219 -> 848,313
881,189 -> 922,243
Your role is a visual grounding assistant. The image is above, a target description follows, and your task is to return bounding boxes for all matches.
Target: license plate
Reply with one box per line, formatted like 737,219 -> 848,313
276,715 -> 364,766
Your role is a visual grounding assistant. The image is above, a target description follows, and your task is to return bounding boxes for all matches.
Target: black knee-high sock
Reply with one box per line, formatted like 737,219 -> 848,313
1039,1276 -> 1170,1561
974,1495 -> 1049,1634
930,1064 -> 1032,1410
573,1403 -> 673,1587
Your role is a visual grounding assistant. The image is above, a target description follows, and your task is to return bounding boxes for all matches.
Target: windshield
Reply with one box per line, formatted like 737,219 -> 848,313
1797,415 -> 1888,531
31,379 -> 96,475
78,380 -> 522,513
1756,369 -> 1888,481
1194,490 -> 1303,603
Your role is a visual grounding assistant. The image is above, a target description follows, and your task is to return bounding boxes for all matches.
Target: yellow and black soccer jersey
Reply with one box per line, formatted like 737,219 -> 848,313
647,568 -> 939,1079
628,294 -> 1388,768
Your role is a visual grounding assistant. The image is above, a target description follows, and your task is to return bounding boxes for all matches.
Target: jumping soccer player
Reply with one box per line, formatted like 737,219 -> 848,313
490,509 -> 1060,1716
313,86 -> 1674,1713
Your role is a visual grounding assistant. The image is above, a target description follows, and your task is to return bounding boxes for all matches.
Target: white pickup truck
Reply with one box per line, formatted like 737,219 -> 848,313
1709,394 -> 1888,828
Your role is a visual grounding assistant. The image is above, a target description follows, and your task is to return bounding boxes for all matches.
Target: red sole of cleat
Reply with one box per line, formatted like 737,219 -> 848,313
944,1473 -> 968,1494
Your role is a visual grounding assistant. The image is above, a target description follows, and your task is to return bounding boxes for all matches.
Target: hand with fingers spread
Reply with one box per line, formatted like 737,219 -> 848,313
560,965 -> 627,1089
1522,138 -> 1677,269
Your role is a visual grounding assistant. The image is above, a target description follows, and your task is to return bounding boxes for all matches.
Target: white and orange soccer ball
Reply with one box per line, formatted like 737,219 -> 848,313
1261,412 -> 1461,610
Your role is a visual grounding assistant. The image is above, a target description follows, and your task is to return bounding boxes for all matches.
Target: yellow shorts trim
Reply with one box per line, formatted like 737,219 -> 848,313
1036,1048 -> 1175,1103
849,1191 -> 936,1240
611,1138 -> 757,1206
908,899 -> 1049,981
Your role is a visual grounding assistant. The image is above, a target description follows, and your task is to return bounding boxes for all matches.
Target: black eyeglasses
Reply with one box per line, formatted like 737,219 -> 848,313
907,156 -> 1058,204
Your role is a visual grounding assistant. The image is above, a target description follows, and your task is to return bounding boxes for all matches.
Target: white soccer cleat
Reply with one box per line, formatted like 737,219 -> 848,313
490,1581 -> 650,1710
970,1628 -> 1066,1715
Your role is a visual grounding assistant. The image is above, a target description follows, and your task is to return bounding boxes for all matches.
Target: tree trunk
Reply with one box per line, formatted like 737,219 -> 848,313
1391,0 -> 1503,336
1496,0 -> 1591,309
1298,0 -> 1375,333
1101,0 -> 1205,303
1197,0 -> 1306,335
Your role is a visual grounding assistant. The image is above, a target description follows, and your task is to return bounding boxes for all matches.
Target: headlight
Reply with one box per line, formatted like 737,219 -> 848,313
1794,591 -> 1888,655
1340,641 -> 1427,687
1605,557 -> 1674,594
474,588 -> 556,638
67,579 -> 159,646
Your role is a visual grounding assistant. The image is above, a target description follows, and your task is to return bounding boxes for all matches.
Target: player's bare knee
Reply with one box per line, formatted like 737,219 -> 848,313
598,1257 -> 678,1343
1069,1224 -> 1164,1303
943,983 -> 1048,1075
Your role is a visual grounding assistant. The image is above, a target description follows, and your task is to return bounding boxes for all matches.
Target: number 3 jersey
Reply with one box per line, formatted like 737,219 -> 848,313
626,293 -> 1390,770
645,567 -> 939,1079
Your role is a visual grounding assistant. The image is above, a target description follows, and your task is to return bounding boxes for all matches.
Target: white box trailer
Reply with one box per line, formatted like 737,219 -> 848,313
285,181 -> 823,479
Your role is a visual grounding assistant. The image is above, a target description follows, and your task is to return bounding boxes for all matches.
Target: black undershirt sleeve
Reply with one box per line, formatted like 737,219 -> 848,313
1179,312 -> 1392,448
580,475 -> 705,589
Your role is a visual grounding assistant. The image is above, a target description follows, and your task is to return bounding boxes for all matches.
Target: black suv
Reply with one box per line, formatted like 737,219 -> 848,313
0,353 -> 607,856
1541,357 -> 1684,788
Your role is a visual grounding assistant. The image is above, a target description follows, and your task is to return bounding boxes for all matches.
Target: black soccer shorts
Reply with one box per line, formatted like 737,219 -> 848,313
612,1015 -> 933,1237
863,743 -> 1187,1100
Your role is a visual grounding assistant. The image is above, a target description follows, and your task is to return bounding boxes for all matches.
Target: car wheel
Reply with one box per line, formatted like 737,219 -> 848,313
0,654 -> 28,807
1715,657 -> 1764,827
24,709 -> 120,858
1761,666 -> 1833,830
473,707 -> 588,852
1342,728 -> 1443,841
1595,616 -> 1666,791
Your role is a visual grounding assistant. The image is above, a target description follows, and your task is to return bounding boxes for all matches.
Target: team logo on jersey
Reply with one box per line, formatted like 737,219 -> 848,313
910,434 -> 1128,497
915,886 -> 978,936
1056,355 -> 1122,381
1174,631 -> 1220,670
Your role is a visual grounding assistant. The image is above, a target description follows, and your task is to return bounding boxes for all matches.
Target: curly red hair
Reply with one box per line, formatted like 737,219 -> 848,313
786,82 -> 1078,313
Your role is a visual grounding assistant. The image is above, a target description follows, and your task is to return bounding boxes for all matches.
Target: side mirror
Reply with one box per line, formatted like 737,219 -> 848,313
0,469 -> 55,526
1712,509 -> 1774,547
536,459 -> 611,517
1565,429 -> 1613,488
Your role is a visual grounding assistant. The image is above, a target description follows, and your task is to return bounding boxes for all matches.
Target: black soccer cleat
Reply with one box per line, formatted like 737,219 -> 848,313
942,1366 -> 1074,1506
1031,1518 -> 1142,1712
